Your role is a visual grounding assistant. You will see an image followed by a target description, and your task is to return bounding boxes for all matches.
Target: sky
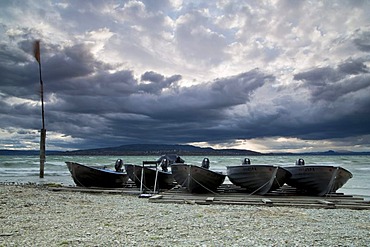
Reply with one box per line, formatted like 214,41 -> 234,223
0,0 -> 370,153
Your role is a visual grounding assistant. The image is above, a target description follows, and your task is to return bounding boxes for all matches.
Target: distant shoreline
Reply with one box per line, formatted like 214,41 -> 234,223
1,151 -> 370,156
1,143 -> 370,156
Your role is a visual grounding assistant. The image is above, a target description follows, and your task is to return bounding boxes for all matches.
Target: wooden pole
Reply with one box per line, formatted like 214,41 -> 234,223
34,41 -> 46,178
40,128 -> 46,178
39,56 -> 45,178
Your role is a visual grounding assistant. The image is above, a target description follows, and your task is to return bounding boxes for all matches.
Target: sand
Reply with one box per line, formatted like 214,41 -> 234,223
1,184 -> 369,246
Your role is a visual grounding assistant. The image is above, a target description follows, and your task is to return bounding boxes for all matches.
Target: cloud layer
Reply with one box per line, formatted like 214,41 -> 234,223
0,0 -> 369,152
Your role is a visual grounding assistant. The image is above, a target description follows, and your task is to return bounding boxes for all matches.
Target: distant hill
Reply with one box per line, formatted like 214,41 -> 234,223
1,145 -> 369,156
59,144 -> 262,156
270,150 -> 370,156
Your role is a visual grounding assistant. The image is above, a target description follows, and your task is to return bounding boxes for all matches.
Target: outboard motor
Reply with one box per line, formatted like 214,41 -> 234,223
161,158 -> 169,172
201,158 -> 210,169
295,158 -> 305,166
242,158 -> 251,165
175,156 -> 184,163
115,159 -> 123,172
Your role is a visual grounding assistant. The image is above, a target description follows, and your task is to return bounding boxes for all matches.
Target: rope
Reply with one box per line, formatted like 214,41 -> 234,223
246,179 -> 271,196
73,172 -> 87,188
177,166 -> 223,195
130,164 -> 169,194
153,166 -> 159,193
177,165 -> 283,196
189,175 -> 222,195
171,173 -> 191,195
324,166 -> 339,197
131,167 -> 154,192
245,166 -> 279,196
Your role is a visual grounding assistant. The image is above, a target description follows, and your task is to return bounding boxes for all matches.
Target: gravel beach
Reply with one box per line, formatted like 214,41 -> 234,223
1,184 -> 369,246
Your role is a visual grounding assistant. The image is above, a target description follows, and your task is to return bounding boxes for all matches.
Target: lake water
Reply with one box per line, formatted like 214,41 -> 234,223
1,155 -> 369,201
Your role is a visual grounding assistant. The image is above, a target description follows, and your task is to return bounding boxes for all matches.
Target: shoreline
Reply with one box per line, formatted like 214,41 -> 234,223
1,184 -> 369,246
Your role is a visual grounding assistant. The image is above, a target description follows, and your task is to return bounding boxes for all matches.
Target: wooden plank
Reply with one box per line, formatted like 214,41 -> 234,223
334,204 -> 370,210
150,190 -> 370,210
184,200 -> 196,205
149,194 -> 163,200
48,184 -> 370,210
317,199 -> 335,206
139,194 -> 154,198
261,198 -> 273,205
150,199 -> 187,204
165,191 -> 353,201
48,186 -> 141,195
204,197 -> 215,204
158,193 -> 364,207
149,195 -> 370,209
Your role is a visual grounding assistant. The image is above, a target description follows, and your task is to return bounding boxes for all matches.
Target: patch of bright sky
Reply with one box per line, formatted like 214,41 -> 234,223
190,136 -> 364,154
4,96 -> 38,106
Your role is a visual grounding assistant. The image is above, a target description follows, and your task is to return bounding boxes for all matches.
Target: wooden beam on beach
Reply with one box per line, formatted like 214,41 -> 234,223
261,198 -> 273,205
184,199 -> 196,205
48,186 -> 142,195
206,197 -> 215,202
150,194 -> 163,199
147,184 -> 370,210
317,199 -> 335,207
46,184 -> 370,210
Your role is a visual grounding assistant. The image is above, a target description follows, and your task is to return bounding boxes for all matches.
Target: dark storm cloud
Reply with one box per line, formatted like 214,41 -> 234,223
139,71 -> 182,94
1,0 -> 370,152
135,69 -> 271,122
44,44 -> 97,80
338,59 -> 369,75
286,59 -> 370,140
36,68 -> 271,148
294,59 -> 370,102
0,40 -> 268,148
2,31 -> 369,150
0,41 -> 113,99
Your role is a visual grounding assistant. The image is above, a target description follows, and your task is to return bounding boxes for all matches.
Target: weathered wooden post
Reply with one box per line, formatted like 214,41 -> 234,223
34,40 -> 46,178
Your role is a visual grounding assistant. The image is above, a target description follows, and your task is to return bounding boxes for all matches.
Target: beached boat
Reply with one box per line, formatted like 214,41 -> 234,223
284,158 -> 353,196
66,160 -> 129,188
124,160 -> 175,191
171,158 -> 226,193
226,158 -> 291,195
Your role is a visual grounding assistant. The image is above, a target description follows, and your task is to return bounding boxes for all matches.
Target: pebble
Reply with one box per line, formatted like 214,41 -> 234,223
0,184 -> 369,246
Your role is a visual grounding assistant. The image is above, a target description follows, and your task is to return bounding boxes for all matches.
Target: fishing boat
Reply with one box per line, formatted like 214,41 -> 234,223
66,160 -> 129,188
284,158 -> 353,196
171,158 -> 226,193
226,158 -> 291,195
124,159 -> 175,192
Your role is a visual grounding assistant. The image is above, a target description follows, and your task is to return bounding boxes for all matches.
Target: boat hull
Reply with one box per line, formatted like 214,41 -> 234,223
226,165 -> 291,195
284,165 -> 353,196
124,164 -> 175,190
171,164 -> 226,193
66,162 -> 129,188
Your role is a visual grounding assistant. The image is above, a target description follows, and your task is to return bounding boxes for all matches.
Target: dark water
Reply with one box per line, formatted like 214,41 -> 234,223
1,155 -> 369,201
